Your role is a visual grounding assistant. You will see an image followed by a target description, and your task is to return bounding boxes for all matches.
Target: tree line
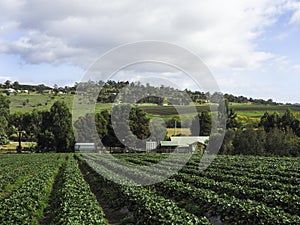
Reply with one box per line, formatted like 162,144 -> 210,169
1,79 -> 292,105
1,91 -> 300,156
74,104 -> 156,150
190,102 -> 300,156
0,94 -> 153,152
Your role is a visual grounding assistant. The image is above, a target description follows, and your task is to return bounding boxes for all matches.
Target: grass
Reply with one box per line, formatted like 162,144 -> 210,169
7,93 -> 300,120
8,93 -> 74,113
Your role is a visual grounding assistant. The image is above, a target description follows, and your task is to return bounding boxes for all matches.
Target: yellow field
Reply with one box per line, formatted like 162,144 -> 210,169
167,128 -> 191,137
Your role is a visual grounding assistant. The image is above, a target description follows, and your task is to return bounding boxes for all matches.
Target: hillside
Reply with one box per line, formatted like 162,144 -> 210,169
7,93 -> 300,121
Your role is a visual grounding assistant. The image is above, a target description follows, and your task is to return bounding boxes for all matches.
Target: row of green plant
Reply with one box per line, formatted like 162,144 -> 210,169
155,179 -> 300,225
181,166 -> 300,196
80,155 -> 210,224
113,154 -> 300,216
115,153 -> 300,185
48,155 -> 107,225
87,153 -> 300,224
0,159 -> 48,198
0,154 -> 65,224
174,173 -> 300,216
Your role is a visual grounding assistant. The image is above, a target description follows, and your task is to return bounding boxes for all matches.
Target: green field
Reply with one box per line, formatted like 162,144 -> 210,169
0,153 -> 299,224
8,93 -> 75,113
141,103 -> 300,121
7,93 -> 300,121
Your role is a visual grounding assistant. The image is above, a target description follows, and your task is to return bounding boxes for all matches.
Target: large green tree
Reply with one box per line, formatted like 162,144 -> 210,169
102,105 -> 150,148
232,129 -> 265,155
218,99 -> 241,129
0,95 -> 10,144
259,112 -> 280,132
191,111 -> 211,136
74,112 -> 108,146
50,101 -> 75,152
38,101 -> 74,152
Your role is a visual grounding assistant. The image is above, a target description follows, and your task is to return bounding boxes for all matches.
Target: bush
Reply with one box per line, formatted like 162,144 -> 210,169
0,134 -> 9,145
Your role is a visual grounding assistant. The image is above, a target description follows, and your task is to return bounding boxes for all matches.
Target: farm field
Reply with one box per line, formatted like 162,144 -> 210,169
140,103 -> 300,120
8,93 -> 75,113
8,94 -> 300,120
0,153 -> 299,224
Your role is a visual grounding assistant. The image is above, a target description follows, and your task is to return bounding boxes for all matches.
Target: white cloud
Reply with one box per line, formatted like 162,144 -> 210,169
284,0 -> 300,24
3,31 -> 91,65
291,64 -> 300,72
0,0 -> 298,71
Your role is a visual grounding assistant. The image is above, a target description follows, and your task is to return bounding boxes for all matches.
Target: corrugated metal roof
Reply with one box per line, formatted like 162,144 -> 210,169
160,136 -> 209,147
75,143 -> 95,146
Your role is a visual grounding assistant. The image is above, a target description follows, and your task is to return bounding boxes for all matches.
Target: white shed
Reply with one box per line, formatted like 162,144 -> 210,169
75,143 -> 96,152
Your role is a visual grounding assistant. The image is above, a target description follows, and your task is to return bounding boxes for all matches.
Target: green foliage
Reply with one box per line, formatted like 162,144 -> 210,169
49,101 -> 75,151
232,129 -> 266,155
0,154 -> 64,224
191,111 -> 211,136
37,101 -> 74,152
0,153 -> 299,224
50,156 -> 107,225
102,105 -> 150,148
83,153 -> 300,224
0,95 -> 10,144
79,155 -> 209,225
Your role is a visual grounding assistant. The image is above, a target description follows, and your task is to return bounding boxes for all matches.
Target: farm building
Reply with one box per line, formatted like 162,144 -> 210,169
158,136 -> 209,154
75,143 -> 96,152
146,141 -> 159,153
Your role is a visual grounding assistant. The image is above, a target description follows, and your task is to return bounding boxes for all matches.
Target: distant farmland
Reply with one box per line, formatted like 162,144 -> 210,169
7,93 -> 300,120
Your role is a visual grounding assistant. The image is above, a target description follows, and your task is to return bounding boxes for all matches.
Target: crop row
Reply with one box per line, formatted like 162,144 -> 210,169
181,166 -> 300,196
120,154 -> 300,194
0,155 -> 65,225
111,154 -> 300,217
0,155 -> 58,198
155,179 -> 300,225
116,153 -> 300,179
114,154 -> 300,213
116,154 -> 300,216
80,155 -> 210,225
85,154 -> 299,224
173,173 -> 300,216
48,155 -> 107,225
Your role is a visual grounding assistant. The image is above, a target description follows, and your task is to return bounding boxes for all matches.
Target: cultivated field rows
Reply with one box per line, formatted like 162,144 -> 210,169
0,153 -> 299,224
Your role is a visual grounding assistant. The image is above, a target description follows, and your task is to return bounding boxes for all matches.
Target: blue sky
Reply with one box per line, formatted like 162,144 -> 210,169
0,0 -> 300,103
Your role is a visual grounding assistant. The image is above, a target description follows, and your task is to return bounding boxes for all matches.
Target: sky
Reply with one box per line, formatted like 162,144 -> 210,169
0,0 -> 300,103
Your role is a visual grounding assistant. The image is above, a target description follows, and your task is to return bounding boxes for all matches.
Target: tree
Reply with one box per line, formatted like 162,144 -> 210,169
37,111 -> 55,152
4,80 -> 11,89
74,112 -> 108,146
0,95 -> 10,144
218,99 -> 240,129
12,81 -> 20,90
102,105 -> 150,149
49,101 -> 75,152
264,128 -> 289,156
259,112 -> 280,132
128,107 -> 149,139
191,111 -> 211,136
53,84 -> 59,95
280,109 -> 296,132
232,129 -> 265,155
37,101 -> 75,152
219,129 -> 235,154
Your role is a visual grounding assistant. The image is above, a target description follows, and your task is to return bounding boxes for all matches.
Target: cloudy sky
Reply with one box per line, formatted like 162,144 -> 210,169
0,0 -> 300,103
